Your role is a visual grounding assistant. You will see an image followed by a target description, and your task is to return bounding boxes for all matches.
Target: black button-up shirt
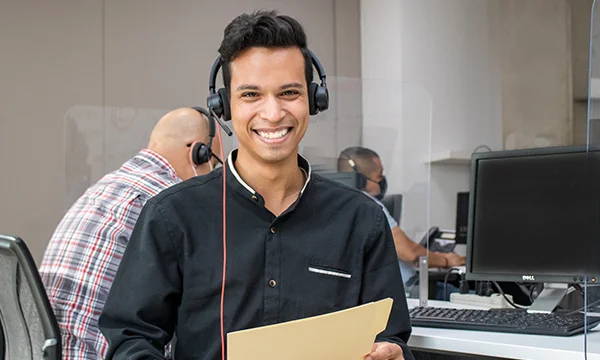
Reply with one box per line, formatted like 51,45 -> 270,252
99,150 -> 413,360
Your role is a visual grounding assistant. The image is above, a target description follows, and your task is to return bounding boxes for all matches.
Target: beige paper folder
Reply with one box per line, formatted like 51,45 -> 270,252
227,298 -> 393,360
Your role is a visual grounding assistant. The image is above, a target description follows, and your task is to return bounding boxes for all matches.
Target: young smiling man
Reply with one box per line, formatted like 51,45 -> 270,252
99,10 -> 414,360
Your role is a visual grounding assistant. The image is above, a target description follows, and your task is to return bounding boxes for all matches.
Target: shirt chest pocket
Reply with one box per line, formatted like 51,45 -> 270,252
296,259 -> 359,315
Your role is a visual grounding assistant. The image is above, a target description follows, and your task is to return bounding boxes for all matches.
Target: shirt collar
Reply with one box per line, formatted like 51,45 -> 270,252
225,149 -> 312,199
362,190 -> 378,202
134,149 -> 179,179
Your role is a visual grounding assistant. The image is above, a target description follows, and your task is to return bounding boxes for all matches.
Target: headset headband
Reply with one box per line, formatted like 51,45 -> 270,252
208,58 -> 222,95
308,49 -> 327,87
191,106 -> 216,140
208,48 -> 328,93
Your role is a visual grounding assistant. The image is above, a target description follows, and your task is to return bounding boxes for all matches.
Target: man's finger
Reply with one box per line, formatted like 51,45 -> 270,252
364,342 -> 403,360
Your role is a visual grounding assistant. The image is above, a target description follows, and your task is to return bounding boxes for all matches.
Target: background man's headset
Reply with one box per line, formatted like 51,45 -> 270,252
206,48 -> 330,360
339,151 -> 368,190
206,48 -> 329,122
348,158 -> 369,189
189,106 -> 223,166
339,150 -> 388,200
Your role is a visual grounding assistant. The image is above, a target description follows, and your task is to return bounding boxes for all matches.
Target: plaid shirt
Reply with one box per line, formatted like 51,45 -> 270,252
39,149 -> 180,360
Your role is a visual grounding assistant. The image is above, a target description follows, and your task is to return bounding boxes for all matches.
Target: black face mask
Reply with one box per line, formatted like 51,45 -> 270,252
375,176 -> 388,201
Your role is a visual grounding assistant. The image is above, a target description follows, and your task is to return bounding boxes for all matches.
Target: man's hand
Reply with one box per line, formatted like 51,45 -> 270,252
444,252 -> 466,267
364,342 -> 404,360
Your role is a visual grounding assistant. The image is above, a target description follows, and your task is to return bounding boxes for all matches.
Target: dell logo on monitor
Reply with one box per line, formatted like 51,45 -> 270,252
522,275 -> 536,281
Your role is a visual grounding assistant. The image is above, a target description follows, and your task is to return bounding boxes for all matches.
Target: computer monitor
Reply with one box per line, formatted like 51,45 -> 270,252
455,192 -> 469,244
318,172 -> 360,189
466,145 -> 600,313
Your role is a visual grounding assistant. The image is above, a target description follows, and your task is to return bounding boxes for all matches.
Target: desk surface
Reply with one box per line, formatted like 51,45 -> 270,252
406,299 -> 600,360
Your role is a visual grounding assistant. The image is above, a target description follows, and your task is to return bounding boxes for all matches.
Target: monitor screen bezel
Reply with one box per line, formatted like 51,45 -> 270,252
465,145 -> 600,284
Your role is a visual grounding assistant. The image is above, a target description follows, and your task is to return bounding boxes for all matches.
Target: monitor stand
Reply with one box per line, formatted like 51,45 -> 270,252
527,283 -> 568,314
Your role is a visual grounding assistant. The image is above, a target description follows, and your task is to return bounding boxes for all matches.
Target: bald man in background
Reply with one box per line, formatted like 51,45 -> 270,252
39,107 -> 220,360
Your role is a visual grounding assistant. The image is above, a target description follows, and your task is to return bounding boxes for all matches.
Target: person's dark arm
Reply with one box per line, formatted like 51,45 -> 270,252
99,201 -> 181,359
361,207 -> 415,360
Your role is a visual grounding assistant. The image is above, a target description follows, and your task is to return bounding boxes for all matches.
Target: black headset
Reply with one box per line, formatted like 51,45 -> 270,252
340,150 -> 388,198
190,106 -> 218,166
344,156 -> 368,190
206,49 -> 329,120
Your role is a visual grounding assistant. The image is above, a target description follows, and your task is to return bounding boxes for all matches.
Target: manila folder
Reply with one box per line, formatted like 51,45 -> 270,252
227,298 -> 393,360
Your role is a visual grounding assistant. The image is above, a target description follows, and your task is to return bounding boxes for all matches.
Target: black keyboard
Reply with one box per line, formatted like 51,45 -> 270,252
410,306 -> 600,336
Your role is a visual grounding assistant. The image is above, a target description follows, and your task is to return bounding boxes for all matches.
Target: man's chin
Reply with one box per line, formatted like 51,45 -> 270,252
257,148 -> 297,164
236,141 -> 298,165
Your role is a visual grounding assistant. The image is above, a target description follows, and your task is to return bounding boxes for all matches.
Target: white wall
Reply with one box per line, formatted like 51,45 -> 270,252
491,0 -> 573,150
360,0 -> 503,237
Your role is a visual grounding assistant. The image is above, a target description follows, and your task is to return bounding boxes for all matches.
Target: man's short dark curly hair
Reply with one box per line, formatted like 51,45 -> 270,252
218,10 -> 314,92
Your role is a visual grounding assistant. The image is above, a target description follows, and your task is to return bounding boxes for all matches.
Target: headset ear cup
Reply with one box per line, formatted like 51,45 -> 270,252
308,82 -> 319,115
218,88 -> 231,121
192,142 -> 212,166
200,144 -> 211,165
315,85 -> 329,112
192,142 -> 203,165
207,93 -> 223,119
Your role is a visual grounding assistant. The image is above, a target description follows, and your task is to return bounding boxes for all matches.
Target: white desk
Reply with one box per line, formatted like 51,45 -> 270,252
406,299 -> 600,359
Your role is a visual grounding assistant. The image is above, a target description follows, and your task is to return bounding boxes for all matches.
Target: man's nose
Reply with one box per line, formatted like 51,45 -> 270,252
260,95 -> 285,122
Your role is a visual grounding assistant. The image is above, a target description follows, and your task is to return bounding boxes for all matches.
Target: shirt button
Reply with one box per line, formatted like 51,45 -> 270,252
270,227 -> 276,234
251,195 -> 258,201
269,279 -> 277,287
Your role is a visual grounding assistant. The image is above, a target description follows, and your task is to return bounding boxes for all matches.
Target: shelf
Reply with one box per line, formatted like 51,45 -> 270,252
426,150 -> 472,165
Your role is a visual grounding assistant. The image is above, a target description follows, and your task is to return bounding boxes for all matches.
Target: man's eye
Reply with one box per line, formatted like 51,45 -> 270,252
281,90 -> 299,96
242,92 -> 258,98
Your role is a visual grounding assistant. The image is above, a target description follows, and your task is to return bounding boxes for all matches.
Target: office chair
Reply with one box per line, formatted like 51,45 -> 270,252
381,194 -> 403,224
0,234 -> 61,360
0,323 -> 4,360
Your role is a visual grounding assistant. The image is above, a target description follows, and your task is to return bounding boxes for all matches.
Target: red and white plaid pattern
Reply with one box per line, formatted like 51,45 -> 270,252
39,149 -> 180,360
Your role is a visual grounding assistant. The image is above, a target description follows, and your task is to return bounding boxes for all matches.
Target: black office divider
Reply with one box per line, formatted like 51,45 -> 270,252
382,194 -> 403,225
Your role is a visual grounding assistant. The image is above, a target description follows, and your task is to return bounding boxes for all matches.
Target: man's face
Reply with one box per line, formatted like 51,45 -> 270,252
364,157 -> 384,196
229,46 -> 309,164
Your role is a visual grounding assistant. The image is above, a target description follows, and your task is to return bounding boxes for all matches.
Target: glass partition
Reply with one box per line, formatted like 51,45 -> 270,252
63,76 -> 434,302
63,106 -> 170,208
299,77 -> 433,301
585,0 -> 600,355
8,0 -> 600,358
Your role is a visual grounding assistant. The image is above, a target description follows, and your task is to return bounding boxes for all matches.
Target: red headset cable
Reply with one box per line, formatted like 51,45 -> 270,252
217,128 -> 227,360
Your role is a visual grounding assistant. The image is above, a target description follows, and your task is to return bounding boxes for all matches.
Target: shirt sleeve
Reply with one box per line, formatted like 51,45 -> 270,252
360,206 -> 415,360
99,201 -> 181,360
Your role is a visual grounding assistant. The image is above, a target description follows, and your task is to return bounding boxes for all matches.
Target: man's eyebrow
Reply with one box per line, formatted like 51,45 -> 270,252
280,82 -> 303,90
235,83 -> 304,91
235,84 -> 260,91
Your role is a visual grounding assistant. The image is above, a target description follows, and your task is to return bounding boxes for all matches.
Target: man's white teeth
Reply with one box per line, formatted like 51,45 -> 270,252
257,128 -> 290,139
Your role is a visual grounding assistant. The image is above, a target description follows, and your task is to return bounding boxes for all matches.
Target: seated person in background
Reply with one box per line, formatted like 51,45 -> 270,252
39,107 -> 220,360
337,147 -> 465,286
